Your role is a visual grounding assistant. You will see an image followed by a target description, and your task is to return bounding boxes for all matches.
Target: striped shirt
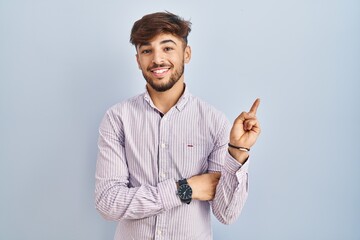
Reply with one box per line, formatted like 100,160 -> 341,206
95,87 -> 249,240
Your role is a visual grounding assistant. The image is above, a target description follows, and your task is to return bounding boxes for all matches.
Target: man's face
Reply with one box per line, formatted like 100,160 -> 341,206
136,33 -> 191,92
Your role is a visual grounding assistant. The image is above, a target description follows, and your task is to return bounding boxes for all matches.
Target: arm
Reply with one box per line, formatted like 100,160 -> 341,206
211,99 -> 261,224
211,151 -> 250,224
203,121 -> 249,225
95,111 -> 181,221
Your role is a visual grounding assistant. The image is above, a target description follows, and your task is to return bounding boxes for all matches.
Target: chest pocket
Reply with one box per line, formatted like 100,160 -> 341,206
170,141 -> 210,178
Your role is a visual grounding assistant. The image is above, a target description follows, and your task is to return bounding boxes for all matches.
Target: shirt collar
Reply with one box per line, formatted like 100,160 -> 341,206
143,83 -> 190,112
175,85 -> 189,111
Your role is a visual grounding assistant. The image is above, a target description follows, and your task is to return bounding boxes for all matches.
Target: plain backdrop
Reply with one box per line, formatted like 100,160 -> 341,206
1,0 -> 359,239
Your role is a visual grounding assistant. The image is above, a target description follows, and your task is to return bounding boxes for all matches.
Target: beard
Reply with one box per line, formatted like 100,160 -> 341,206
143,63 -> 185,92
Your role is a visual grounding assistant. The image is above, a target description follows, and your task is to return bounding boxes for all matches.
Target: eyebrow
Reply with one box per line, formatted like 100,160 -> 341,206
160,39 -> 177,45
139,39 -> 177,48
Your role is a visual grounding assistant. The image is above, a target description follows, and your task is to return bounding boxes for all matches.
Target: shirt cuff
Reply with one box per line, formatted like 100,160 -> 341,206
158,178 -> 182,211
224,151 -> 250,175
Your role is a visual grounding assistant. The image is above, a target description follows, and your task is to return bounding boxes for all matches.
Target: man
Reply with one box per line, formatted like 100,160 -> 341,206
95,11 -> 261,240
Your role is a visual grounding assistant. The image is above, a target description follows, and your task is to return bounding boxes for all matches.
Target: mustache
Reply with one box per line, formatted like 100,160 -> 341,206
147,63 -> 172,71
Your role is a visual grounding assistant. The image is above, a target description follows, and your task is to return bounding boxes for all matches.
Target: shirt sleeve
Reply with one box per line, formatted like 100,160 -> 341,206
208,117 -> 250,225
95,111 -> 182,221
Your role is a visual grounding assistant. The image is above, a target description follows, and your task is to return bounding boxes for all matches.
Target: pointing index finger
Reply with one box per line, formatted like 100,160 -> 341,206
249,98 -> 260,115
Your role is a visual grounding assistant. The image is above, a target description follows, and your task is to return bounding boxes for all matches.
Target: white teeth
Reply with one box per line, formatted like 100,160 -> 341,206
153,69 -> 168,74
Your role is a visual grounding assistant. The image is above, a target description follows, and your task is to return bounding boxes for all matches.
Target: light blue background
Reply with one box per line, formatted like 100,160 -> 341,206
1,0 -> 359,239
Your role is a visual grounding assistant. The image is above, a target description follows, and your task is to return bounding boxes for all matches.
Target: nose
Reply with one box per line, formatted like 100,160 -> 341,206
152,50 -> 164,64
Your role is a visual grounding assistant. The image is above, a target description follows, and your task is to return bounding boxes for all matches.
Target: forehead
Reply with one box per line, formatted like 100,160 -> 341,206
137,33 -> 184,48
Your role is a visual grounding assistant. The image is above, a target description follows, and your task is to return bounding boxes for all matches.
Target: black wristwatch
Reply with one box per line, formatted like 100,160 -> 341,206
177,179 -> 192,204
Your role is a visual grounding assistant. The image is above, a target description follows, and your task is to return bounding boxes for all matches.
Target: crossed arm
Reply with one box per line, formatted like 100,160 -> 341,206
95,99 -> 261,222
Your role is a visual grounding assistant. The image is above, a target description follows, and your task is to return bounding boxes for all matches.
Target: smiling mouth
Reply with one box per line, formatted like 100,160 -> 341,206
150,67 -> 170,78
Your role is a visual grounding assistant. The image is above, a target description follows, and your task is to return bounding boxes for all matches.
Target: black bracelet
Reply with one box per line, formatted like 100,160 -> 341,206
228,143 -> 250,152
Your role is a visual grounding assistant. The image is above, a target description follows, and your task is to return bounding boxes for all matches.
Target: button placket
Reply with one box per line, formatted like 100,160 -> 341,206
158,113 -> 169,183
155,114 -> 171,240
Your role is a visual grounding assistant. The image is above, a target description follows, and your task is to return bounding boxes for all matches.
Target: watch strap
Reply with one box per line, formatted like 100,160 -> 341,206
178,178 -> 188,186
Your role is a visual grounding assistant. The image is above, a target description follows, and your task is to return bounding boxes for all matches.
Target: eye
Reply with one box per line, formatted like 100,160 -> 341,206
164,47 -> 173,52
141,49 -> 151,54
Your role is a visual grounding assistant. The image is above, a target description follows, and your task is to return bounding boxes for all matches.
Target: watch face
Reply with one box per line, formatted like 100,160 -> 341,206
178,184 -> 192,200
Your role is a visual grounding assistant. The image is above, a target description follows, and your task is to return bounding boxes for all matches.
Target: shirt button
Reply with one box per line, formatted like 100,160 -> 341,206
157,230 -> 162,236
160,172 -> 166,178
161,143 -> 166,148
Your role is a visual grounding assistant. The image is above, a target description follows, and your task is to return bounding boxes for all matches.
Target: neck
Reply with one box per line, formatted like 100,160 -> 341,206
147,79 -> 185,114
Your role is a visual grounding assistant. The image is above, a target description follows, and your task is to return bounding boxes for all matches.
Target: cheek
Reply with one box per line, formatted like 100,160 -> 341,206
137,59 -> 148,70
171,55 -> 184,65
137,54 -> 146,63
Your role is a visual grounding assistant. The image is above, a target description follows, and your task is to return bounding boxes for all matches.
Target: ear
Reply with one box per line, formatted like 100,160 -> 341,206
184,45 -> 191,64
135,53 -> 141,70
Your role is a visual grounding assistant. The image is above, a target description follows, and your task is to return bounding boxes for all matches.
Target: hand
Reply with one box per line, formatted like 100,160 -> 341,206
187,172 -> 221,201
229,98 -> 261,162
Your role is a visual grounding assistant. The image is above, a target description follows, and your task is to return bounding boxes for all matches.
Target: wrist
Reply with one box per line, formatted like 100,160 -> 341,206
177,178 -> 193,204
186,177 -> 198,200
228,148 -> 249,164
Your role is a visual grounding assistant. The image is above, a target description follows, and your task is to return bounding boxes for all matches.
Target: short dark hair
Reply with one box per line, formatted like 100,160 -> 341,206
130,11 -> 192,47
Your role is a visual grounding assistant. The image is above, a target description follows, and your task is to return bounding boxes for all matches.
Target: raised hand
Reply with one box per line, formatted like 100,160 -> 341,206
229,98 -> 261,162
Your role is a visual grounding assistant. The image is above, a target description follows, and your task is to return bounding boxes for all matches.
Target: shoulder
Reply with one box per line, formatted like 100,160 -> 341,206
105,93 -> 145,116
99,93 -> 146,132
